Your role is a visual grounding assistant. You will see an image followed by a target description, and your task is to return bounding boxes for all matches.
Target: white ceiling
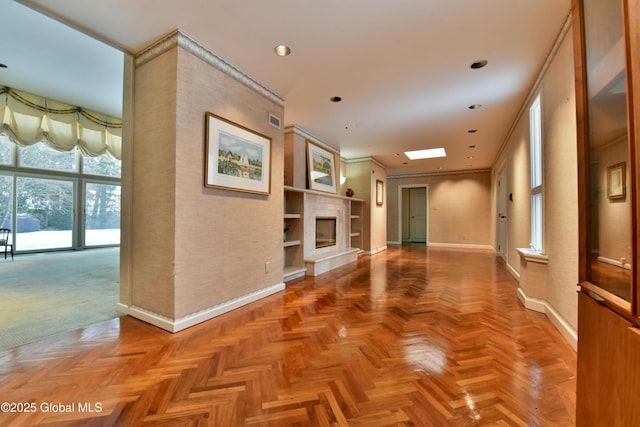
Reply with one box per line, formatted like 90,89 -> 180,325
3,0 -> 571,176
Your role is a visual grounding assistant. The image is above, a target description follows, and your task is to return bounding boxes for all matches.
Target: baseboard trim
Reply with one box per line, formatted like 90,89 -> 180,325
516,287 -> 577,351
363,246 -> 388,256
427,242 -> 494,251
117,282 -> 286,333
597,255 -> 631,270
506,262 -> 520,281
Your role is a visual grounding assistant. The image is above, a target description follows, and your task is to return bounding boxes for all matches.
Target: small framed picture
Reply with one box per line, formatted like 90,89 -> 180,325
376,179 -> 384,206
607,162 -> 626,200
306,140 -> 337,194
204,112 -> 271,195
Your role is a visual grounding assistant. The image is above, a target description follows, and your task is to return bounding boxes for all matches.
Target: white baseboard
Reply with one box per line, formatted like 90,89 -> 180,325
516,287 -> 577,351
117,282 -> 285,333
364,245 -> 388,256
597,255 -> 631,270
506,262 -> 520,281
427,242 -> 494,251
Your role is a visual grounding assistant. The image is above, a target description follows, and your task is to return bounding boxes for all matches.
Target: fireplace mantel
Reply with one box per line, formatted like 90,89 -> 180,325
284,186 -> 363,280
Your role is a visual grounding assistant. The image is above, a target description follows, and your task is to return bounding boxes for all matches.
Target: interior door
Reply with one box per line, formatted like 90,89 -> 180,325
497,169 -> 508,259
408,187 -> 426,243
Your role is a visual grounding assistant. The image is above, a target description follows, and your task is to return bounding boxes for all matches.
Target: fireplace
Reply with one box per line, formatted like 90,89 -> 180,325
315,217 -> 337,248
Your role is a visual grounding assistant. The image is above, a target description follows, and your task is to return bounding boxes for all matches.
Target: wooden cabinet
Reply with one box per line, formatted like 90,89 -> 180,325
573,0 -> 640,424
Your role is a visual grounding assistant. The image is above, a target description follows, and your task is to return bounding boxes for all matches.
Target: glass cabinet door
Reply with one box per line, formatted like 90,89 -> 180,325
581,0 -> 633,309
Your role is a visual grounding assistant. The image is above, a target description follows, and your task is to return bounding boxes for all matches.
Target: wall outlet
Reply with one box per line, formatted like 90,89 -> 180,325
265,261 -> 270,273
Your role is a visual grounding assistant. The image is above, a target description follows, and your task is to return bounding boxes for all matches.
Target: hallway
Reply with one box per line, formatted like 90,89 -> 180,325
0,246 -> 576,426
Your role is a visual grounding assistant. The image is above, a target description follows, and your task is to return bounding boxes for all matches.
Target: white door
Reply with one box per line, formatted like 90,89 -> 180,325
409,187 -> 427,243
497,169 -> 508,259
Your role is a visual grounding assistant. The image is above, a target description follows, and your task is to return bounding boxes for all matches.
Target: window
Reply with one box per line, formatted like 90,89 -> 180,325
0,138 -> 121,252
83,154 -> 121,177
529,94 -> 543,252
85,182 -> 121,246
16,176 -> 74,250
0,135 -> 13,165
19,143 -> 78,172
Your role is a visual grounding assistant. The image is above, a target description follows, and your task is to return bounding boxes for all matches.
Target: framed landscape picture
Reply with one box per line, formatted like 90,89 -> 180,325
306,140 -> 337,194
204,112 -> 271,195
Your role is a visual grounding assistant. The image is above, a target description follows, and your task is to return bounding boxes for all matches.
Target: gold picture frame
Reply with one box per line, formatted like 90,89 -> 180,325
607,162 -> 626,200
306,140 -> 337,194
376,179 -> 384,206
204,112 -> 271,195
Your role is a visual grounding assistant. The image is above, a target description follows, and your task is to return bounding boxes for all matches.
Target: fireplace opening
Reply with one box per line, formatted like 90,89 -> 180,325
316,217 -> 337,248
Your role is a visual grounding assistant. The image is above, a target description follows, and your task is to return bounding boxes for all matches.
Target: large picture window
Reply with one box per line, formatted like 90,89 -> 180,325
0,134 -> 121,252
16,176 -> 74,250
85,182 -> 120,246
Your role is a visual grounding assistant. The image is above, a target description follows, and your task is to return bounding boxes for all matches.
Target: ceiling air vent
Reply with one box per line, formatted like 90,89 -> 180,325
268,113 -> 281,129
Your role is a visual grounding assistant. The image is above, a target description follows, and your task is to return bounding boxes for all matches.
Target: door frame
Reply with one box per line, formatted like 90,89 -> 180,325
398,184 -> 429,245
496,164 -> 508,261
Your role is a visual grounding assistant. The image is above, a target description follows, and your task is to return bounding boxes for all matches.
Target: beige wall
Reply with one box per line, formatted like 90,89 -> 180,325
344,158 -> 387,253
387,171 -> 492,247
492,18 -> 579,338
131,47 -> 179,317
284,128 -> 307,189
127,32 -> 284,323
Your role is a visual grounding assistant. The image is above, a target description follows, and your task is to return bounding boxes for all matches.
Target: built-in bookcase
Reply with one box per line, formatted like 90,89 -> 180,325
283,188 -> 305,282
283,186 -> 363,282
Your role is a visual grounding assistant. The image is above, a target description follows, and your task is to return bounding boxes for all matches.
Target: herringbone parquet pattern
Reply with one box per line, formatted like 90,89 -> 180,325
0,246 -> 576,426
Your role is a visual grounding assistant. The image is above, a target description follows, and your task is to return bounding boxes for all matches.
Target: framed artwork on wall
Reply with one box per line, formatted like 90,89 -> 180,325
306,140 -> 337,194
204,112 -> 271,195
607,162 -> 626,200
376,179 -> 384,206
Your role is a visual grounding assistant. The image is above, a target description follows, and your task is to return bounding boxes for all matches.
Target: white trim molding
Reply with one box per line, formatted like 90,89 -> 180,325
427,242 -> 495,251
136,29 -> 284,107
284,125 -> 339,155
516,247 -> 549,264
363,245 -> 388,256
117,282 -> 285,333
516,288 -> 577,351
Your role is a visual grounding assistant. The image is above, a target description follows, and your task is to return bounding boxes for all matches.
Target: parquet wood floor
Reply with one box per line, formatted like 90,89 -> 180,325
0,246 -> 576,426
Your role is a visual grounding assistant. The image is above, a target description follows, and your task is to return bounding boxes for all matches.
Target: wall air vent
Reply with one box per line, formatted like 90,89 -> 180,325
268,113 -> 281,129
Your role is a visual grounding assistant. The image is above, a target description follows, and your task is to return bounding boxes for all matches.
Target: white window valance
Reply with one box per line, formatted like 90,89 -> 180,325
0,86 -> 122,160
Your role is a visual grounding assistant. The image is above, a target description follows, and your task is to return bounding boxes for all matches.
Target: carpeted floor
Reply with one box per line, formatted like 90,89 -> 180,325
0,248 -> 120,351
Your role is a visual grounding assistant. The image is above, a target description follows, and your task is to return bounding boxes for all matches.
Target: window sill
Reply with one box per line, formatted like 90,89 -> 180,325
516,247 -> 548,264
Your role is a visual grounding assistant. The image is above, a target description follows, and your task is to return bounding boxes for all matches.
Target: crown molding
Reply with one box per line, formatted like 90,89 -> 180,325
135,29 -> 284,107
342,156 -> 387,170
284,125 -> 339,154
387,168 -> 491,179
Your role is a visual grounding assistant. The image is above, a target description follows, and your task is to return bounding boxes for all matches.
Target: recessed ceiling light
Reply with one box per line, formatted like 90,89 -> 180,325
470,59 -> 488,69
330,96 -> 342,102
405,147 -> 447,160
468,145 -> 476,149
469,104 -> 482,109
467,156 -> 474,159
394,153 -> 400,156
468,129 -> 478,133
274,45 -> 291,56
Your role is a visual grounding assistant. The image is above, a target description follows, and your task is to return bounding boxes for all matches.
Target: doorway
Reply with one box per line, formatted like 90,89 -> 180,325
400,185 -> 427,244
496,167 -> 508,260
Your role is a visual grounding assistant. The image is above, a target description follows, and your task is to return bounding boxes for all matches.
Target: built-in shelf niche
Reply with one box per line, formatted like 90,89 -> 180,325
283,186 -> 363,281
